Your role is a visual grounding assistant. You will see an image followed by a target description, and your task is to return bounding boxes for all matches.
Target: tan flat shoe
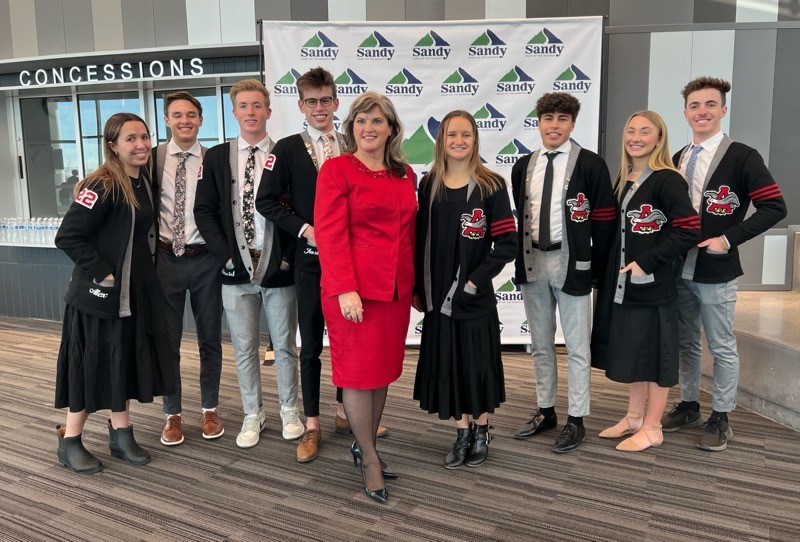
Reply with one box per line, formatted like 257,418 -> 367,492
599,413 -> 644,439
616,424 -> 664,452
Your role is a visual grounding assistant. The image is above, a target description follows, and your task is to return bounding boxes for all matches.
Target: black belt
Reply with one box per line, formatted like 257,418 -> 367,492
531,241 -> 562,252
158,240 -> 208,256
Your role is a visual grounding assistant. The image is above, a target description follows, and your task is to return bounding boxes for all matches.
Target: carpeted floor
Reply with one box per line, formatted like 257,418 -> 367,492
0,316 -> 797,541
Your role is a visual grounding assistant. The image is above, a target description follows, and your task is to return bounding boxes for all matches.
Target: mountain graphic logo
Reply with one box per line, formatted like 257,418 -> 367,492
359,31 -> 393,48
526,28 -> 565,56
557,65 -> 590,81
474,103 -> 507,131
273,68 -> 303,96
523,108 -> 539,129
553,65 -> 592,93
520,319 -> 530,334
443,68 -> 478,84
388,69 -> 422,85
441,68 -> 479,96
415,30 -> 449,47
385,69 -> 423,96
413,30 -> 451,60
300,31 -> 339,60
357,31 -> 396,60
335,69 -> 367,85
302,31 -> 337,48
403,117 -> 441,165
414,318 -> 424,334
472,29 -> 505,46
496,277 -> 523,301
497,66 -> 536,94
335,69 -> 368,95
469,29 -> 507,58
495,139 -> 531,166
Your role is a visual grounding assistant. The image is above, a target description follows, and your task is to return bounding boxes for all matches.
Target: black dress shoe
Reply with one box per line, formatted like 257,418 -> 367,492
514,411 -> 558,439
552,422 -> 586,454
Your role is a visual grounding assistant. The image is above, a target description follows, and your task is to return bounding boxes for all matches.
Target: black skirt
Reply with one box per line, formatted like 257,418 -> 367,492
414,310 -> 505,420
591,300 -> 679,387
55,277 -> 175,413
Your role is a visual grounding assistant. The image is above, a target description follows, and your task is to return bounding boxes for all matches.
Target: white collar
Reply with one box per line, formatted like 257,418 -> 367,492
167,139 -> 201,157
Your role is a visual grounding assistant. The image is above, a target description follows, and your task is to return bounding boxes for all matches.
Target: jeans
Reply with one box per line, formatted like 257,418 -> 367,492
677,276 -> 739,412
222,282 -> 299,415
520,249 -> 592,417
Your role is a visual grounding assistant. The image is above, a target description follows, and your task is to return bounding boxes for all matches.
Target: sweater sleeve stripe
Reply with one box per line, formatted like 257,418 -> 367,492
672,216 -> 701,229
491,217 -> 516,229
492,224 -> 517,236
749,184 -> 782,201
591,207 -> 616,220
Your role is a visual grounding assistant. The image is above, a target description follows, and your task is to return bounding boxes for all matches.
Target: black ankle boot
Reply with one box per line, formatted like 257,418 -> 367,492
56,425 -> 103,474
466,422 -> 491,467
444,426 -> 473,469
108,420 -> 151,465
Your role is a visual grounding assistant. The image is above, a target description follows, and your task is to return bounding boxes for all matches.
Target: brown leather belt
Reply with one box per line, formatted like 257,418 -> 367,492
158,240 -> 208,257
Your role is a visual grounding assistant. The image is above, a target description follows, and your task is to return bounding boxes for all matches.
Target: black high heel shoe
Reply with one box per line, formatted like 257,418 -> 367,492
350,441 -> 399,479
350,441 -> 388,503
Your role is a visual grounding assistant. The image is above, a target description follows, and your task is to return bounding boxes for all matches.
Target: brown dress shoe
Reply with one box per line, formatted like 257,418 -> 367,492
202,411 -> 225,440
161,415 -> 184,446
297,428 -> 322,463
335,414 -> 388,438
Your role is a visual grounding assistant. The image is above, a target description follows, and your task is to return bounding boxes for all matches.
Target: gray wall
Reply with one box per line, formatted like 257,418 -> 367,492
0,0 -> 796,224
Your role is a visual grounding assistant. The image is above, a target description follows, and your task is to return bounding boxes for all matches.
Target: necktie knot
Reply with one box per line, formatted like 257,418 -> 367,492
690,145 -> 703,156
545,151 -> 560,162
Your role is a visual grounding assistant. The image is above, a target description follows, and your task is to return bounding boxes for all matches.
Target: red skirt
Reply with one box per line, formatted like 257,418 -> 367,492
322,290 -> 411,389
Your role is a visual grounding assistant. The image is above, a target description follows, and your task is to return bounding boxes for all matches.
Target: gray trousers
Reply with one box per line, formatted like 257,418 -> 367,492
520,249 -> 592,417
222,282 -> 299,416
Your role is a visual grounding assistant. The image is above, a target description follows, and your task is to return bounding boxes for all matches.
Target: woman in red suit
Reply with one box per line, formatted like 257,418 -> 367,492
315,92 -> 416,504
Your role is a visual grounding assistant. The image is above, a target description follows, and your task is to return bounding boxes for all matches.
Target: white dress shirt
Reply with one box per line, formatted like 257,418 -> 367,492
528,140 -> 572,244
159,140 -> 205,245
237,134 -> 272,250
680,130 -> 724,212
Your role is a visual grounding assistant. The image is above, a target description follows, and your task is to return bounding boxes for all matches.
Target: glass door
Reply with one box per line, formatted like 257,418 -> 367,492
78,92 -> 140,174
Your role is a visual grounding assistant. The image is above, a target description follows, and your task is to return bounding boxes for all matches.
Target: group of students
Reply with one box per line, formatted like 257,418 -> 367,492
52,69 -> 786,505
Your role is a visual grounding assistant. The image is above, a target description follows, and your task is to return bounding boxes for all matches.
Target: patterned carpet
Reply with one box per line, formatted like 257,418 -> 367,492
0,316 -> 797,542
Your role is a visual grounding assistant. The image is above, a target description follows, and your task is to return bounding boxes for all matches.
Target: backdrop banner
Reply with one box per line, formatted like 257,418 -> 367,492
261,17 -> 602,344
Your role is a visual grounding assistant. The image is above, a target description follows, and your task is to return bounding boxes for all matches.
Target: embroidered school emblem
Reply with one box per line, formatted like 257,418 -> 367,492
627,204 -> 667,234
566,192 -> 590,222
74,188 -> 98,209
461,208 -> 487,239
704,185 -> 740,215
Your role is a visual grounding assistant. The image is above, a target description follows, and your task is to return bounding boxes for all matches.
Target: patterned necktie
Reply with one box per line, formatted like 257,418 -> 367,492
538,151 -> 561,250
171,151 -> 190,257
242,146 -> 257,244
685,145 -> 703,200
322,133 -> 334,163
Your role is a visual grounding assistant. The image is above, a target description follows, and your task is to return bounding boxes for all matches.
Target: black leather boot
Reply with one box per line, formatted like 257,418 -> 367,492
444,426 -> 472,469
466,422 -> 491,467
56,425 -> 103,474
108,420 -> 151,465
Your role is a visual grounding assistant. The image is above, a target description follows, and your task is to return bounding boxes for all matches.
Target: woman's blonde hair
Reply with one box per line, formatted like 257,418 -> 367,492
342,91 -> 407,177
77,112 -> 152,208
615,110 -> 680,200
428,110 -> 504,200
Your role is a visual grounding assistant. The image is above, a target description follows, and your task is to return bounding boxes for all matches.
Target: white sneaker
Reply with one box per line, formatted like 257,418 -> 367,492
236,410 -> 267,448
280,405 -> 306,440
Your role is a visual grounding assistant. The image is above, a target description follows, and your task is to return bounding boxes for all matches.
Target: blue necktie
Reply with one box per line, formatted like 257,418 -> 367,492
685,145 -> 703,200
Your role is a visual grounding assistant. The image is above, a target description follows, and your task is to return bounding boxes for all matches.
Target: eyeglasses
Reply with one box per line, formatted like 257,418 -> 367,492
302,96 -> 335,108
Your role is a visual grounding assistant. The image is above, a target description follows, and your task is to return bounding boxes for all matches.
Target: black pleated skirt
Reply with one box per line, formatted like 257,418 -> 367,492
55,278 -> 175,413
591,300 -> 679,387
414,310 -> 505,420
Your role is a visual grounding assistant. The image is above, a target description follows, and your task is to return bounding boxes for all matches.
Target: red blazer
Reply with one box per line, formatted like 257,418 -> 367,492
314,154 -> 416,302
